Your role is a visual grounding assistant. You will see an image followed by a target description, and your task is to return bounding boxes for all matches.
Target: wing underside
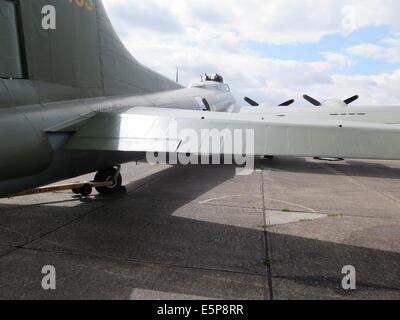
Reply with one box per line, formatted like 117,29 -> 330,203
49,107 -> 400,160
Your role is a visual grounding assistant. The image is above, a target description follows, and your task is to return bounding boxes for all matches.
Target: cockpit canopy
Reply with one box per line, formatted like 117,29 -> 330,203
190,73 -> 230,92
205,73 -> 224,83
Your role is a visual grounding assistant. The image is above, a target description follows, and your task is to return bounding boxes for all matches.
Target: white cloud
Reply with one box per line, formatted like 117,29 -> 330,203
102,0 -> 400,105
346,43 -> 400,63
320,52 -> 354,70
313,70 -> 400,105
104,0 -> 400,44
342,0 -> 400,33
346,44 -> 385,59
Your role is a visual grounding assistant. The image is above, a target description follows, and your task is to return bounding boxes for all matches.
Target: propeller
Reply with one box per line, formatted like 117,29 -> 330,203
244,97 -> 259,107
279,99 -> 295,107
303,94 -> 360,106
244,97 -> 295,107
343,95 -> 359,105
303,94 -> 322,106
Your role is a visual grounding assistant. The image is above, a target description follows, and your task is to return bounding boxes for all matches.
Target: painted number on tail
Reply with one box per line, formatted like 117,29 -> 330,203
69,0 -> 94,12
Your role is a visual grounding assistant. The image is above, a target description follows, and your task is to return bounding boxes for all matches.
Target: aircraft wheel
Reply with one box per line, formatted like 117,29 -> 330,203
72,188 -> 80,194
94,168 -> 123,195
264,155 -> 274,160
79,184 -> 93,197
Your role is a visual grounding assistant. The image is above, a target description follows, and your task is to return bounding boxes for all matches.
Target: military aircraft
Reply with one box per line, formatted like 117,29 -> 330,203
1,0 -> 400,198
241,94 -> 400,124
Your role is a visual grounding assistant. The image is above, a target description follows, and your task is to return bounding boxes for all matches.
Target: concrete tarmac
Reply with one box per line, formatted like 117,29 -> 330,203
0,158 -> 399,300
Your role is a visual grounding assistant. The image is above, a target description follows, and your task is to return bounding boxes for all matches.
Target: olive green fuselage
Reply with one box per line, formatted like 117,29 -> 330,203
0,78 -> 237,197
0,0 -> 238,197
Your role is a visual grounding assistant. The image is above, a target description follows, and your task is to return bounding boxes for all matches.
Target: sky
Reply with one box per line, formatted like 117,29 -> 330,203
102,0 -> 400,105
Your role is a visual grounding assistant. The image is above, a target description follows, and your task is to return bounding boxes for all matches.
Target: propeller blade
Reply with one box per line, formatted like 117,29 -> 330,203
244,97 -> 259,107
279,99 -> 295,107
343,95 -> 359,105
303,94 -> 322,106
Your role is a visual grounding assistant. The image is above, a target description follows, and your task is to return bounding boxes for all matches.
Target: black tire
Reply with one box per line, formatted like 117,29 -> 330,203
72,188 -> 80,194
79,184 -> 93,197
94,168 -> 123,195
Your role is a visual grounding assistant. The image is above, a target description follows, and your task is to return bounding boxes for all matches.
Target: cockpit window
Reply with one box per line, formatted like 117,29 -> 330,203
190,75 -> 230,92
205,73 -> 224,83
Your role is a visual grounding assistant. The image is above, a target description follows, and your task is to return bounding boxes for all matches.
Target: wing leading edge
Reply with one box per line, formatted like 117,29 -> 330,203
57,107 -> 400,160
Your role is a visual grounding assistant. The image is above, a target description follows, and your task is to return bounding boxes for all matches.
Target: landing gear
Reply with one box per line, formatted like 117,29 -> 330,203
72,184 -> 93,197
263,155 -> 275,160
94,166 -> 123,195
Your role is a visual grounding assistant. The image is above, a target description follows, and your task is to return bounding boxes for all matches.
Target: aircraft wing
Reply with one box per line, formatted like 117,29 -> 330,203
53,107 -> 400,160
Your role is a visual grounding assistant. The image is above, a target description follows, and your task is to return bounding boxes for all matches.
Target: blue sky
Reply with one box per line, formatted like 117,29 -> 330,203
103,0 -> 400,105
244,26 -> 397,75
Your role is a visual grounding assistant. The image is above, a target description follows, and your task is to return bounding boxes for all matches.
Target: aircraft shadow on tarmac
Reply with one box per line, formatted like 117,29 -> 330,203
0,164 -> 399,299
262,157 -> 400,179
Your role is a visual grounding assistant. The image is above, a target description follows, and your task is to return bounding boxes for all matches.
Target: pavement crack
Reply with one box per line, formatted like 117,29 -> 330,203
323,162 -> 400,211
274,275 -> 400,293
0,168 -> 171,261
260,166 -> 274,301
0,204 -> 108,261
15,246 -> 266,278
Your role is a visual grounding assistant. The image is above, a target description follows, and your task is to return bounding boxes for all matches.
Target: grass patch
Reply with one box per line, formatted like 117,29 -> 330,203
328,213 -> 343,218
264,256 -> 273,267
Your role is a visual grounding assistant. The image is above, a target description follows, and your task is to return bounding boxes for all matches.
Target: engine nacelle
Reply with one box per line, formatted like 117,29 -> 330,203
321,99 -> 347,108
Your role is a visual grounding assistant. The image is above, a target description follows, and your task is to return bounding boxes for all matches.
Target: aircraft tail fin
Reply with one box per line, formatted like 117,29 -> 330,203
1,0 -> 180,100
